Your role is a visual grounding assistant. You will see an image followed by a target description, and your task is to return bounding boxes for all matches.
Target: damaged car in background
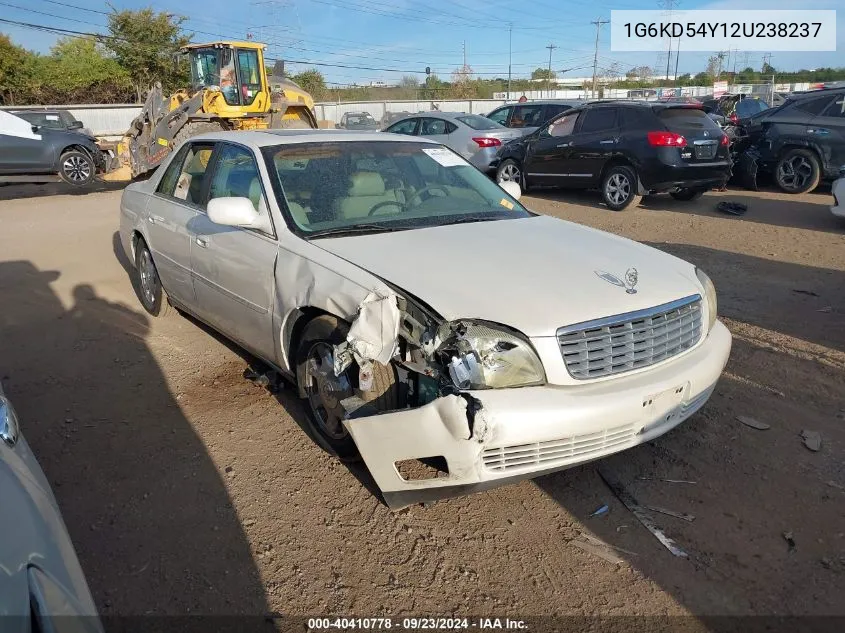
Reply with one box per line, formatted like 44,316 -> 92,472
731,86 -> 845,194
119,130 -> 732,509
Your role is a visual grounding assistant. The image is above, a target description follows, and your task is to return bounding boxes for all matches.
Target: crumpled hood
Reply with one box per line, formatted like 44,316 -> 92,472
315,215 -> 703,337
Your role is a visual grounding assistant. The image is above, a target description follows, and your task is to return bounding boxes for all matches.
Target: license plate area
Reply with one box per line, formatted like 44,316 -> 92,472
640,383 -> 687,433
693,141 -> 717,159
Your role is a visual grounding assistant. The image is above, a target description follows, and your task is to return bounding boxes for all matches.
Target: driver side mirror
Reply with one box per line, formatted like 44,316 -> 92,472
68,121 -> 84,130
31,125 -> 41,133
208,197 -> 272,233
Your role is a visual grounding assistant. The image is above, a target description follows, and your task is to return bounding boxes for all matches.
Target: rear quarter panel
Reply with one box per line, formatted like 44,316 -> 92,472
119,183 -> 152,266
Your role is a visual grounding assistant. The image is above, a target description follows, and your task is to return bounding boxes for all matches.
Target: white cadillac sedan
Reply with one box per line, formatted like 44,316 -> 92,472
119,130 -> 731,508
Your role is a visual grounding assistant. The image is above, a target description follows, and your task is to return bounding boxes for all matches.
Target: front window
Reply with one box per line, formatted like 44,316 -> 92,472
262,141 -> 533,237
190,47 -> 238,105
236,49 -> 262,106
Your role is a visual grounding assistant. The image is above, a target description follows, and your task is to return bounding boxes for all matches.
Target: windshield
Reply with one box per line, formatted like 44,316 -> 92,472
347,114 -> 376,125
262,141 -> 532,237
456,114 -> 504,130
736,98 -> 769,118
190,48 -> 221,89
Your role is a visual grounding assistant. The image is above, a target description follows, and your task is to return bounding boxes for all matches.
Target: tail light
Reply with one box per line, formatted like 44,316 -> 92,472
473,137 -> 501,148
647,131 -> 687,147
720,134 -> 729,146
729,113 -> 738,123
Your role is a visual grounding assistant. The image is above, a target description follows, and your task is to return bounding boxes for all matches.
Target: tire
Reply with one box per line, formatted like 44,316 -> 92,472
601,165 -> 641,211
670,188 -> 705,201
172,120 -> 228,147
496,158 -> 524,190
775,148 -> 821,194
296,315 -> 398,460
134,238 -> 172,317
58,150 -> 95,186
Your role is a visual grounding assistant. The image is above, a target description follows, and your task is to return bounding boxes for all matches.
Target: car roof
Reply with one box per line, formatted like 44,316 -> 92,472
501,99 -> 589,106
187,129 -> 441,147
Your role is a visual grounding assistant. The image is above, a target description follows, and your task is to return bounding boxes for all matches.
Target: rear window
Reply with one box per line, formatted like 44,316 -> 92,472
736,99 -> 769,118
456,114 -> 502,130
657,107 -> 721,131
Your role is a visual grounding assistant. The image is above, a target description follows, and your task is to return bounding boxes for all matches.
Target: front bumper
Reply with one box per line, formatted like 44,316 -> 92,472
345,320 -> 732,509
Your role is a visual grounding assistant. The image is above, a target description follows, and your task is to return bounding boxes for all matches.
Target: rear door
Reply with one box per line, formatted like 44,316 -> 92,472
189,142 -> 278,362
522,110 -> 580,185
656,106 -> 728,164
809,92 -> 845,172
560,107 -> 620,187
144,142 -> 215,307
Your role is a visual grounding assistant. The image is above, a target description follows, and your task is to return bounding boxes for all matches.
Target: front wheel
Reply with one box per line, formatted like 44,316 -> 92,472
496,159 -> 525,190
775,149 -> 820,194
601,165 -> 642,211
59,150 -> 95,186
670,188 -> 705,201
296,315 -> 398,460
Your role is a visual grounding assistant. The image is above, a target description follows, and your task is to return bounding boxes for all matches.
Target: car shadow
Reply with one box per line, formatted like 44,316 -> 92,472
0,180 -> 127,201
533,242 -> 845,616
0,260 -> 270,619
527,183 -> 842,233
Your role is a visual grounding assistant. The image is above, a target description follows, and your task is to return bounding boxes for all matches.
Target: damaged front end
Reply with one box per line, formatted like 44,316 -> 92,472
326,290 -> 548,508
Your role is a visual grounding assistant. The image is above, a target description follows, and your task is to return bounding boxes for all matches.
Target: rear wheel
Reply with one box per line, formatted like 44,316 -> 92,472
670,188 -> 705,201
59,150 -> 95,186
601,165 -> 641,211
775,148 -> 820,194
296,315 -> 398,460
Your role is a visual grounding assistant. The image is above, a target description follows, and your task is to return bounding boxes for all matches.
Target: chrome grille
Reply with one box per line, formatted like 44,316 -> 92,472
557,295 -> 703,380
482,423 -> 636,472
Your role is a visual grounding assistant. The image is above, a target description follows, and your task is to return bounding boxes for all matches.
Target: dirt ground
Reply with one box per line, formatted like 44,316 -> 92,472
1,180 -> 843,624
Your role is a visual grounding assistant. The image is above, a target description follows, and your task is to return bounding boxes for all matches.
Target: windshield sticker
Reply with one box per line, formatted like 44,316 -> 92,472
499,198 -> 515,210
46,115 -> 60,121
422,147 -> 465,167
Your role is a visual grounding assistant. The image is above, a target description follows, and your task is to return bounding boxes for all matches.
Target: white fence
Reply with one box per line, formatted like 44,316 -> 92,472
314,99 -> 507,124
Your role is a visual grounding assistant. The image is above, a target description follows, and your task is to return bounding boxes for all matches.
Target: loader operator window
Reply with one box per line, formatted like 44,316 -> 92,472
191,49 -> 221,91
219,48 -> 238,106
237,49 -> 262,106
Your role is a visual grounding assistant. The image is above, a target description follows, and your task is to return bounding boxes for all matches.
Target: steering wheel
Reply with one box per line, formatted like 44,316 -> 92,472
406,185 -> 450,207
368,200 -> 405,216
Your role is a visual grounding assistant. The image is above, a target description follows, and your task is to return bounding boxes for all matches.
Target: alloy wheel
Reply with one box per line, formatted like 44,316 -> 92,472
138,248 -> 158,306
62,155 -> 91,182
605,173 -> 631,206
305,342 -> 353,440
777,155 -> 813,191
498,162 -> 521,183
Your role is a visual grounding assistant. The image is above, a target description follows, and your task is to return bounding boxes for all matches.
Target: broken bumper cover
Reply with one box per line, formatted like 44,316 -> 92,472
345,320 -> 731,509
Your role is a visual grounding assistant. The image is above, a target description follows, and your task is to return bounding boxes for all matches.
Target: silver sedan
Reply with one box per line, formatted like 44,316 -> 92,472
382,111 -> 522,171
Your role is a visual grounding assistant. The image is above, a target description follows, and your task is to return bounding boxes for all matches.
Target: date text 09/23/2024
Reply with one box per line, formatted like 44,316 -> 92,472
307,618 -> 528,630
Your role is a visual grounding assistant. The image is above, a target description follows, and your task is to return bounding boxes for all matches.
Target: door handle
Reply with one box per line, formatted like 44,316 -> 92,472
556,142 -> 572,147
195,237 -> 209,248
148,214 -> 165,224
599,139 -> 616,144
807,128 -> 830,135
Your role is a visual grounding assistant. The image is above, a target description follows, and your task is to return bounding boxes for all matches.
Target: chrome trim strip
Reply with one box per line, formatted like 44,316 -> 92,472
556,294 -> 702,337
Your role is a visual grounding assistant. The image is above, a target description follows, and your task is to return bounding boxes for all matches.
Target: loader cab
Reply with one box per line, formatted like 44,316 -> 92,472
183,42 -> 269,112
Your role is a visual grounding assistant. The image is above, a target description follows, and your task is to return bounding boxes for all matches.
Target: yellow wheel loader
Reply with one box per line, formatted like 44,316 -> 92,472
104,41 -> 317,181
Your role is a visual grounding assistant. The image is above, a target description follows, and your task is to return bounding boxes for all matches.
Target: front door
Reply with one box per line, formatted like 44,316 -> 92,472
523,110 -> 580,186
0,111 -> 48,172
190,142 -> 278,362
144,142 -> 215,307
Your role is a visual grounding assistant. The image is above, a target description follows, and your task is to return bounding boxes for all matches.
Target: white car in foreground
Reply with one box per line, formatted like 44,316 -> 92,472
832,169 -> 845,219
119,130 -> 731,508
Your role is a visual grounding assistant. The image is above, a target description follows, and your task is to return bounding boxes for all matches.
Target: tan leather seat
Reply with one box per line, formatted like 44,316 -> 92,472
334,171 -> 402,219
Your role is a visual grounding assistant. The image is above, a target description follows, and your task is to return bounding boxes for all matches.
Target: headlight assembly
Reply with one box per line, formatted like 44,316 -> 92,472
695,267 -> 718,333
445,322 -> 546,389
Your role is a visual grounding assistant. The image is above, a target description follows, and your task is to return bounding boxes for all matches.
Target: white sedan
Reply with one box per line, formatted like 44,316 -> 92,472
119,130 -> 732,508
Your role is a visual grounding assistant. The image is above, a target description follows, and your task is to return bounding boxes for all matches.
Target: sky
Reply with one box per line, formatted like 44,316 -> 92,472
1,0 -> 842,87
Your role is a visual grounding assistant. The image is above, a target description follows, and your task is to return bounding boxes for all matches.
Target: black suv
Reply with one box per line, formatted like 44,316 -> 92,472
733,87 -> 845,194
492,101 -> 731,210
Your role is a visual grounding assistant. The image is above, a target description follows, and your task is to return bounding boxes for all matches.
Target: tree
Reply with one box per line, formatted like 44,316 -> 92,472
692,71 -> 711,85
531,67 -> 556,80
0,34 -> 36,105
625,65 -> 653,82
761,62 -> 776,76
38,37 -> 132,102
706,54 -> 723,79
291,69 -> 326,99
399,75 -> 419,88
104,8 -> 191,102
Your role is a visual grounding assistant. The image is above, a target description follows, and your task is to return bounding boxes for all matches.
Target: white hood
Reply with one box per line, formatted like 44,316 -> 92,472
315,215 -> 702,338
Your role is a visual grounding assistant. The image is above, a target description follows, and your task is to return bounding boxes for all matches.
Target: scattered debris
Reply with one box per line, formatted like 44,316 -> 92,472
821,557 -> 832,569
590,504 -> 609,517
783,530 -> 796,554
599,468 -> 688,558
826,480 -> 845,492
571,539 -> 624,566
801,430 -> 822,452
716,201 -> 748,216
637,477 -> 697,485
792,289 -> 820,297
645,505 -> 696,522
736,415 -> 770,430
616,525 -> 629,533
243,367 -> 282,392
817,306 -> 832,313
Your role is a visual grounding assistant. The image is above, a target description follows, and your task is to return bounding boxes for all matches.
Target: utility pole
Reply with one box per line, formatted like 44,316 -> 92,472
546,43 -> 557,98
507,23 -> 512,99
762,52 -> 772,71
462,41 -> 466,68
590,18 -> 609,99
665,37 -> 672,81
673,37 -> 680,83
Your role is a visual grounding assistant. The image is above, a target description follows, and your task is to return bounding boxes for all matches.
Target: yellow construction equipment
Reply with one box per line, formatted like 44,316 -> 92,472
105,41 -> 317,181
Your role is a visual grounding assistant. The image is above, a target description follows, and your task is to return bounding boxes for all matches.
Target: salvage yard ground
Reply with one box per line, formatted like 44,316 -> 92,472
0,182 -> 843,619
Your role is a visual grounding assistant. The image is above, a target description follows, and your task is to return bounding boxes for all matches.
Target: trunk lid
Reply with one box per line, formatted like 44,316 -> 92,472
656,106 -> 729,162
